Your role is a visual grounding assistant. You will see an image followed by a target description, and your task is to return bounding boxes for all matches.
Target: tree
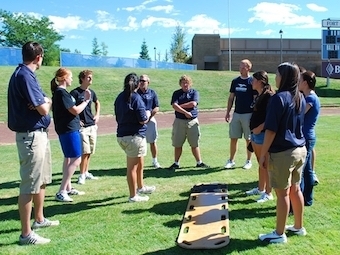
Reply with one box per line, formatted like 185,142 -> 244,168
163,49 -> 170,62
139,39 -> 151,60
91,37 -> 101,56
101,42 -> 108,56
74,49 -> 81,54
0,9 -> 64,65
170,25 -> 190,63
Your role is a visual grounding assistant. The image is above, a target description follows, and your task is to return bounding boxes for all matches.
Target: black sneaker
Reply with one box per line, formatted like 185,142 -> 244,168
196,162 -> 210,168
168,163 -> 180,171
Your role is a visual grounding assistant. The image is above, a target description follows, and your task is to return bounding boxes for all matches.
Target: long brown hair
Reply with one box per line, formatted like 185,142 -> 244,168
50,68 -> 72,94
252,70 -> 274,110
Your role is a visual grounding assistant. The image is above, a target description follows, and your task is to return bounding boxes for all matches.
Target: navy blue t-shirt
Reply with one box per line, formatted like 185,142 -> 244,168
114,92 -> 148,137
264,91 -> 306,153
70,87 -> 98,127
230,76 -> 256,114
171,88 -> 199,119
52,87 -> 80,135
137,88 -> 159,111
7,64 -> 51,132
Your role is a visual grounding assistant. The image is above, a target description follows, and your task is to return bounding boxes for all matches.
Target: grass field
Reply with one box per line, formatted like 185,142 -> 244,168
0,116 -> 339,255
1,66 -> 340,122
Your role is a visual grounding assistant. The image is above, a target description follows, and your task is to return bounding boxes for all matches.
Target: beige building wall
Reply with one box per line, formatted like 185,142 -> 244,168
192,34 -> 322,75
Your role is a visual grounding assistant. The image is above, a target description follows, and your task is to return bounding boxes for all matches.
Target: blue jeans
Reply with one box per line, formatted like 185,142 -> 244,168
300,138 -> 316,206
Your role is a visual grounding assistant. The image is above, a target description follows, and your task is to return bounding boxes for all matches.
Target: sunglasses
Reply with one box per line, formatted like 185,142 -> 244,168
140,80 -> 147,83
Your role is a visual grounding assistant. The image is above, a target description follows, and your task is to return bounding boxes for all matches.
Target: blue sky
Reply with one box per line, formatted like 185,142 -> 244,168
0,0 -> 337,60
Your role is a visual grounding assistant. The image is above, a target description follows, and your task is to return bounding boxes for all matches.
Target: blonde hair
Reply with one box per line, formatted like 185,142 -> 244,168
179,75 -> 192,85
241,59 -> 252,70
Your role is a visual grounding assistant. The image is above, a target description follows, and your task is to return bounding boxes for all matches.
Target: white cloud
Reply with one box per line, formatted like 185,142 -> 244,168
49,15 -> 94,32
121,16 -> 139,31
141,16 -> 178,28
95,10 -> 118,31
248,2 -> 320,28
148,5 -> 174,13
256,29 -> 275,36
306,3 -> 327,12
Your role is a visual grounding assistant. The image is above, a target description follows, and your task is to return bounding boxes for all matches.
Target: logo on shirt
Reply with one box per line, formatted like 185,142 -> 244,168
235,84 -> 247,92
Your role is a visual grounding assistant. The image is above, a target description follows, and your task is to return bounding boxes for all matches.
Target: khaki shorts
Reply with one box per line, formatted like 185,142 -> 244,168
117,135 -> 147,158
229,112 -> 252,140
145,117 -> 158,143
80,125 -> 98,154
172,118 -> 200,148
16,131 -> 52,194
268,146 -> 307,189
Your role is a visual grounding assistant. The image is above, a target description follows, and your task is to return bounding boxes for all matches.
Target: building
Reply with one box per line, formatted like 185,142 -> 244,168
192,34 -> 322,75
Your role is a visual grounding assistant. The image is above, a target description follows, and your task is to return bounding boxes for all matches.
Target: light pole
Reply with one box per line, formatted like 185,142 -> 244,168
228,0 -> 231,71
153,47 -> 157,68
279,29 -> 283,63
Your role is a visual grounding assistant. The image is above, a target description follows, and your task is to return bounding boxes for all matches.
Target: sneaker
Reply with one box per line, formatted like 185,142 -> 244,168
285,225 -> 307,236
168,163 -> 180,171
152,161 -> 162,169
77,175 -> 85,185
245,187 -> 264,196
85,172 -> 98,180
19,231 -> 51,245
55,192 -> 73,202
129,194 -> 149,202
257,193 -> 274,203
243,160 -> 252,170
32,218 -> 60,230
196,162 -> 210,168
67,188 -> 85,195
137,185 -> 156,194
224,160 -> 235,169
259,231 -> 287,243
312,171 -> 319,186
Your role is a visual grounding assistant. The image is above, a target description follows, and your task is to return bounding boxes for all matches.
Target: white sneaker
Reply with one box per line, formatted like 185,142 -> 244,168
152,161 -> 162,169
224,160 -> 235,169
137,185 -> 156,194
129,194 -> 149,202
55,192 -> 73,202
67,188 -> 85,195
77,175 -> 85,185
257,193 -> 274,203
285,225 -> 307,236
245,187 -> 264,196
243,160 -> 252,170
85,172 -> 98,180
259,231 -> 287,243
19,231 -> 51,245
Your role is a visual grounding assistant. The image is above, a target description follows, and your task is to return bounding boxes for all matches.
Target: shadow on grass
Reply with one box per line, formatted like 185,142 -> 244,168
315,86 -> 340,98
0,195 -> 126,222
141,238 -> 264,255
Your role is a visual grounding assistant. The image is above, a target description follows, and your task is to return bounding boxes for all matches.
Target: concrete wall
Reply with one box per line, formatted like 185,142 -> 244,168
192,34 -> 322,75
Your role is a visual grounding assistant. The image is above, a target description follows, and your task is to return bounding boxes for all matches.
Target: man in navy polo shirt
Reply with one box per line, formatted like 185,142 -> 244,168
168,75 -> 209,171
137,74 -> 161,168
8,42 -> 59,245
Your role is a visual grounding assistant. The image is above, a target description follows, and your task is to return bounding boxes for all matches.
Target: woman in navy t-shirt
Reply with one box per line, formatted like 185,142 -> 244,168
114,73 -> 156,203
51,68 -> 91,202
258,63 -> 307,244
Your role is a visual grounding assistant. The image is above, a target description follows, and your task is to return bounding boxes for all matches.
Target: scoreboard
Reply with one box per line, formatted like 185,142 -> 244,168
322,29 -> 340,60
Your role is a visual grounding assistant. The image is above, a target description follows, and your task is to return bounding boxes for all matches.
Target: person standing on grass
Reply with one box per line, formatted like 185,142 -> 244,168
225,59 -> 256,170
7,41 -> 59,245
70,70 -> 101,185
245,70 -> 274,203
51,68 -> 90,202
168,75 -> 209,171
114,73 -> 156,202
259,62 -> 307,244
137,74 -> 162,169
298,70 -> 320,206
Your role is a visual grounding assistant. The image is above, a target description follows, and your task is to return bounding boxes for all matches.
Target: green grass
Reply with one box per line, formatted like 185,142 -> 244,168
1,66 -> 340,122
0,116 -> 339,254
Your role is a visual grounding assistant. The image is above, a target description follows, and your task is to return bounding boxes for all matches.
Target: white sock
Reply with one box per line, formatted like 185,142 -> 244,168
153,158 -> 158,163
197,160 -> 202,164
